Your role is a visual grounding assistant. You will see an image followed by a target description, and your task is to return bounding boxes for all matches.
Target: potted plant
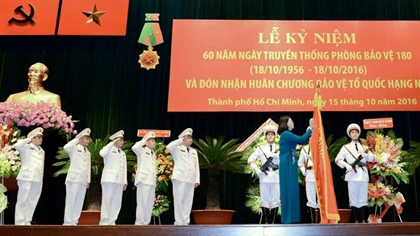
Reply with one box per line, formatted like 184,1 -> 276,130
54,135 -> 136,224
192,136 -> 250,224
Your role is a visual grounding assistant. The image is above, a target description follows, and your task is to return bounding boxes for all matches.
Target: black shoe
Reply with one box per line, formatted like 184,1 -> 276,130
308,207 -> 316,223
269,208 -> 278,224
351,207 -> 359,223
359,207 -> 367,223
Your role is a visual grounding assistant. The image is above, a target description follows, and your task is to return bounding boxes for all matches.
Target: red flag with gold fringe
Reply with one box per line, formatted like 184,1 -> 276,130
310,89 -> 340,223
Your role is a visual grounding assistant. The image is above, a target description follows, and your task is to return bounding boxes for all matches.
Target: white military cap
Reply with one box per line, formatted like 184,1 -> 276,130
76,128 -> 91,139
346,123 -> 361,137
110,130 -> 124,140
28,127 -> 44,139
178,128 -> 193,139
264,124 -> 277,136
142,131 -> 156,142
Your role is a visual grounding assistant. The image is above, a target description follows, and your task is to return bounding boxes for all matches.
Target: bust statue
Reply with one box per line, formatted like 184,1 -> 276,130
6,62 -> 62,107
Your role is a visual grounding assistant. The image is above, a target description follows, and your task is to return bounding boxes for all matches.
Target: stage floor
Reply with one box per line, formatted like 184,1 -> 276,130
1,223 -> 420,236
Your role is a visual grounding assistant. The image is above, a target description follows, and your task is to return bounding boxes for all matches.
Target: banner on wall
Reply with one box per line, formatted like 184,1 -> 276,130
0,0 -> 60,35
0,0 -> 129,36
168,20 -> 420,112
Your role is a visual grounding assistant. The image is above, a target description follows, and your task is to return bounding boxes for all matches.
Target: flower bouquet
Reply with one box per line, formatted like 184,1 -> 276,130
155,141 -> 174,193
0,183 -> 7,213
0,122 -> 21,178
152,194 -> 170,217
362,129 -> 409,221
368,176 -> 395,207
362,130 -> 409,185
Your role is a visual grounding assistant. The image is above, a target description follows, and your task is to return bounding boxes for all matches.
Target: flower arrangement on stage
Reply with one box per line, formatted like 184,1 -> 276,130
0,122 -> 21,178
362,130 -> 409,185
367,176 -> 395,207
152,194 -> 170,217
361,129 -> 409,219
0,101 -> 75,137
132,140 -> 174,217
155,141 -> 174,193
0,183 -> 7,213
0,144 -> 21,179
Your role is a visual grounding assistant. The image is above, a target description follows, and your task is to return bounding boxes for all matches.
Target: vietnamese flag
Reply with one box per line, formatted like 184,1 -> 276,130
58,0 -> 129,36
310,89 -> 340,223
0,0 -> 60,35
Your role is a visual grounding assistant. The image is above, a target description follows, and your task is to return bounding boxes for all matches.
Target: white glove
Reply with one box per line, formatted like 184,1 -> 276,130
250,162 -> 262,176
345,164 -> 353,171
299,167 -> 307,176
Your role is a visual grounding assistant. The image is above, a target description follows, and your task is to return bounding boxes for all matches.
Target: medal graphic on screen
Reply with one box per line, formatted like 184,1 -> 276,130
138,13 -> 164,70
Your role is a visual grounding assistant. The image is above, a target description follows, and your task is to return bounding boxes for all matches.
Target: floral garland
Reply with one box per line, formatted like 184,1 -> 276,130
132,140 -> 174,217
0,102 -> 76,179
0,101 -> 75,136
0,122 -> 21,178
361,130 -> 409,210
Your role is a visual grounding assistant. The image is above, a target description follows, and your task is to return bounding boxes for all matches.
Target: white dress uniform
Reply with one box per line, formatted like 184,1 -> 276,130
63,128 -> 91,225
132,132 -> 157,225
298,145 -> 319,209
335,141 -> 375,208
248,143 -> 280,209
14,128 -> 44,225
167,128 -> 200,225
99,131 -> 127,225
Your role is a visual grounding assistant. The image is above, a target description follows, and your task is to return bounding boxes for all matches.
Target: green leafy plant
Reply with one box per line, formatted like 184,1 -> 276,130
245,184 -> 281,216
194,136 -> 250,209
326,135 -> 348,162
245,184 -> 262,215
152,194 -> 170,217
402,141 -> 420,175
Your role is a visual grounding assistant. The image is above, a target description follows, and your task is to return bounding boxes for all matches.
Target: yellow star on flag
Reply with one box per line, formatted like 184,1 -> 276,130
82,4 -> 106,26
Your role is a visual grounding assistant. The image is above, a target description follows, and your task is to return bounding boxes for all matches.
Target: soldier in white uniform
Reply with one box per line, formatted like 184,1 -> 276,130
99,130 -> 127,225
166,128 -> 200,225
298,144 -> 319,223
63,128 -> 91,225
248,125 -> 280,224
132,131 -> 157,225
335,123 -> 376,223
14,127 -> 45,225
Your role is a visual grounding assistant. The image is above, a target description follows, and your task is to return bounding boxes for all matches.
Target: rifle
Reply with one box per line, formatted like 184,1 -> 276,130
349,155 -> 364,173
257,146 -> 279,175
260,156 -> 279,175
341,144 -> 370,179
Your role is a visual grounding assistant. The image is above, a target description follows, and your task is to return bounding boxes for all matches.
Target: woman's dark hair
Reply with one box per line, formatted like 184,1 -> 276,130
278,115 -> 291,134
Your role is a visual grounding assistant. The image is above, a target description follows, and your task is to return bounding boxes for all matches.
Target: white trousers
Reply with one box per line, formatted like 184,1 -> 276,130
63,182 -> 87,225
172,179 -> 194,225
305,181 -> 319,208
260,182 -> 280,209
348,181 -> 368,208
135,183 -> 155,225
15,180 -> 42,225
100,182 -> 123,225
